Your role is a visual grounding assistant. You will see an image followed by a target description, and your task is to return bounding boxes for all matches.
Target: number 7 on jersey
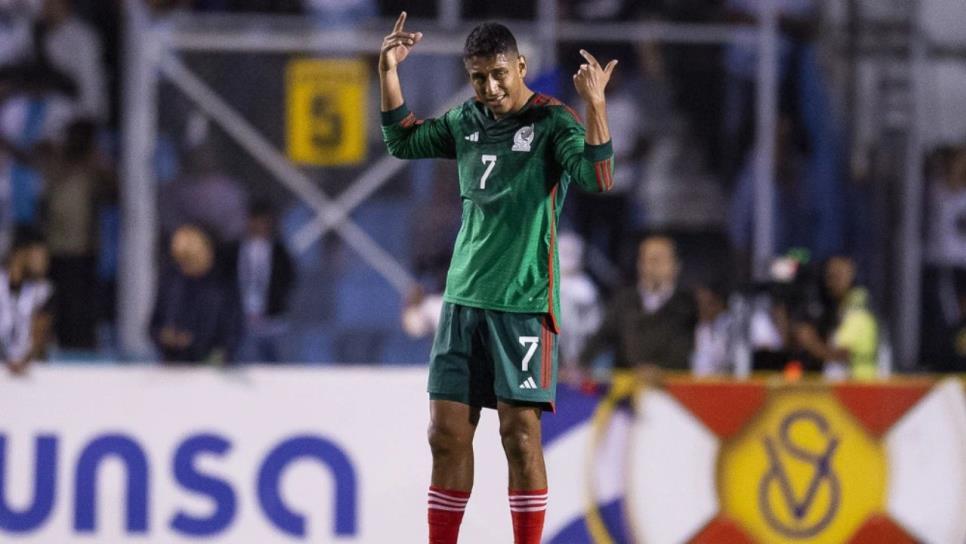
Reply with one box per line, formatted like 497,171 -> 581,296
480,154 -> 497,189
519,336 -> 539,371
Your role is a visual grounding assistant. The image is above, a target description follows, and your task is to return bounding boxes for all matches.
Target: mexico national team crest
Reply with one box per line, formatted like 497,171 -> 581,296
512,124 -> 534,152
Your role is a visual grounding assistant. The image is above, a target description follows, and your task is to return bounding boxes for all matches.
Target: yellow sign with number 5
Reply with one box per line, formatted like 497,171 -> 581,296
286,58 -> 368,166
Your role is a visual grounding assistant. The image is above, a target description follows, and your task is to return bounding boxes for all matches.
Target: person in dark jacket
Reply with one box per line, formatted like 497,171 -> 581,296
578,235 -> 697,380
150,225 -> 243,364
225,199 -> 294,362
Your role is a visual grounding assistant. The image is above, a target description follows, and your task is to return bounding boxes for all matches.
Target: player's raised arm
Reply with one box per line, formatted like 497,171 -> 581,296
552,50 -> 618,193
379,11 -> 422,112
572,49 -> 617,146
378,12 -> 456,160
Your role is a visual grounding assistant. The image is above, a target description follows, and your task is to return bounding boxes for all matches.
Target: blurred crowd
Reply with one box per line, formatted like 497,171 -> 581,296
922,144 -> 966,372
0,0 -> 962,377
0,0 -> 118,372
0,0 -> 300,370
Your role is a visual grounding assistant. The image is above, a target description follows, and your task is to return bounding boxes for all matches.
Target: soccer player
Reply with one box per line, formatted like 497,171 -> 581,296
379,13 -> 616,544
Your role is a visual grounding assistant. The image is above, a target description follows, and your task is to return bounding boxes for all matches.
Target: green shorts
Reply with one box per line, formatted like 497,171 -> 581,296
429,302 -> 558,412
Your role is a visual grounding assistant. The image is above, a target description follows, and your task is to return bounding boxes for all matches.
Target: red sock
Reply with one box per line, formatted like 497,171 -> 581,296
509,488 -> 548,544
428,486 -> 470,544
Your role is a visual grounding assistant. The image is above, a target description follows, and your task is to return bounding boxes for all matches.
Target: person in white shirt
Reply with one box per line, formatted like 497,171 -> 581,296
691,279 -> 735,377
557,231 -> 601,369
0,227 -> 51,374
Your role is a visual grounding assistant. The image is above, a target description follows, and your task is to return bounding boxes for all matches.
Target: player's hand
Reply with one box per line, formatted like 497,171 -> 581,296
379,12 -> 423,73
572,49 -> 617,107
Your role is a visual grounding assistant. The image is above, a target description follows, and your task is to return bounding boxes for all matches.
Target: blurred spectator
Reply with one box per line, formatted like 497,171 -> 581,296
939,270 -> 966,372
159,142 -> 248,243
0,227 -> 52,374
720,0 -> 818,182
400,285 -> 442,339
925,146 -> 966,269
0,84 -> 75,232
557,231 -> 602,369
0,0 -> 91,237
635,39 -> 726,232
0,1 -> 35,66
0,0 -> 106,120
691,277 -> 734,376
722,0 -> 846,265
0,124 -> 31,254
150,225 -> 243,364
746,250 -> 825,372
42,118 -> 111,349
729,116 -> 840,276
578,235 -> 697,377
227,199 -> 294,362
409,165 -> 460,292
35,0 -> 107,121
402,166 -> 459,341
794,255 -> 878,380
922,145 -> 966,371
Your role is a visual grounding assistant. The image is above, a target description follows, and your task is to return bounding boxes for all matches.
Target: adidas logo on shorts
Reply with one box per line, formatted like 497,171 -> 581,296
518,376 -> 538,389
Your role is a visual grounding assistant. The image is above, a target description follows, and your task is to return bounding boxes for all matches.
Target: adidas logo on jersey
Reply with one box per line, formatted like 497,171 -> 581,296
465,131 -> 479,142
519,376 -> 538,389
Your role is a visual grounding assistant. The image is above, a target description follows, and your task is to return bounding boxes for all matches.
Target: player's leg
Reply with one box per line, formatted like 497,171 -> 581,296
485,311 -> 557,544
498,402 -> 548,544
426,303 -> 489,543
427,400 -> 479,544
497,401 -> 547,488
429,399 -> 481,490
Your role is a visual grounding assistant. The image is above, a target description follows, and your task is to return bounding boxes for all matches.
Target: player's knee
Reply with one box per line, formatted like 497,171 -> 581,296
427,423 -> 471,458
499,426 -> 540,462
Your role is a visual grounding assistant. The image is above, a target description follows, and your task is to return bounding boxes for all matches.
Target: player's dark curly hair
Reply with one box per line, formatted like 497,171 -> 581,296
463,22 -> 519,59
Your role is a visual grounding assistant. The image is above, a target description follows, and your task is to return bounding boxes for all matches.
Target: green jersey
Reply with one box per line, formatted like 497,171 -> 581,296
382,93 -> 614,331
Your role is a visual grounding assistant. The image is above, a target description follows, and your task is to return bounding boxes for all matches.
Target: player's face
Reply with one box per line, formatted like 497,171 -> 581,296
465,53 -> 528,118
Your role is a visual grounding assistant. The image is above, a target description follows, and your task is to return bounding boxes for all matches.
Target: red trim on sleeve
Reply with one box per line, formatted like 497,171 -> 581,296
400,112 -> 418,129
593,161 -> 605,192
594,158 -> 613,191
603,158 -> 613,190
